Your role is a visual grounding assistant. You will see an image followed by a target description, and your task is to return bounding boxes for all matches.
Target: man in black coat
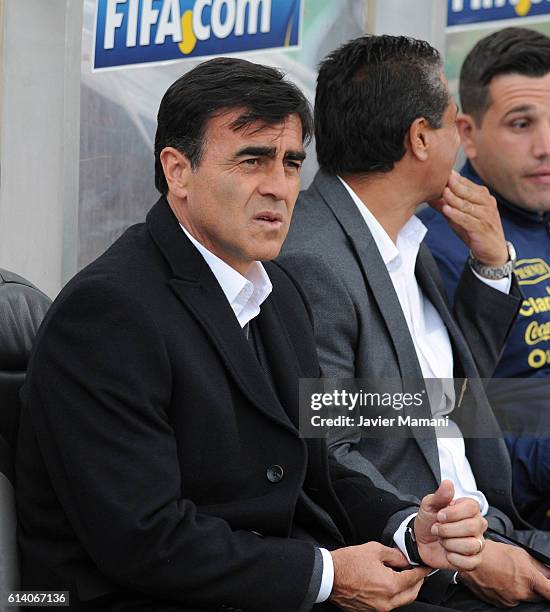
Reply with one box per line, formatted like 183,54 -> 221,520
15,58 -> 485,611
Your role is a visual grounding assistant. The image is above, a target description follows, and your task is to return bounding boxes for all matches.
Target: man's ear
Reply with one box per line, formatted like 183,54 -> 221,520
407,117 -> 429,162
456,113 -> 478,160
159,147 -> 192,199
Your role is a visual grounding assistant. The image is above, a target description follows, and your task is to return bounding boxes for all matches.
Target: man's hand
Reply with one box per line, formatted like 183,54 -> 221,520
329,542 -> 430,611
458,540 -> 550,607
414,480 -> 487,571
428,170 -> 508,267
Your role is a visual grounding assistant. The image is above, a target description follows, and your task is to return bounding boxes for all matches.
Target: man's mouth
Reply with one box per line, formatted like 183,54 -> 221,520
253,211 -> 284,228
525,169 -> 550,185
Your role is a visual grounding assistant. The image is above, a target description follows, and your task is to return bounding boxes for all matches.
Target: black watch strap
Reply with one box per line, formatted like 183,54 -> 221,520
404,516 -> 424,565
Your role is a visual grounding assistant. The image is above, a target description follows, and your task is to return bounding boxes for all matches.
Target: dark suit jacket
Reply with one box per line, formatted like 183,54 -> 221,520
278,171 -> 526,601
15,197 -> 414,612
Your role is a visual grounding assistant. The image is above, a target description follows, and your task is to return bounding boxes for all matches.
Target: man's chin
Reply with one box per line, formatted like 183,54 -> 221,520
252,231 -> 290,261
250,242 -> 286,263
515,186 -> 550,212
525,200 -> 550,212
259,251 -> 283,263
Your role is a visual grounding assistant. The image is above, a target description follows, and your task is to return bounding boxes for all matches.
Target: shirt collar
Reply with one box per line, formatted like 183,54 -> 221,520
179,224 -> 272,321
337,176 -> 427,265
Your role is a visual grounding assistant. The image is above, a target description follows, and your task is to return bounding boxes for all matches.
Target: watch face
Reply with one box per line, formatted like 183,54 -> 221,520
507,241 -> 517,264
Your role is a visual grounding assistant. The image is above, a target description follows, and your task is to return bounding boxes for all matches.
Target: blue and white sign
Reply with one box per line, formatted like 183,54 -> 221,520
94,0 -> 302,71
448,0 -> 550,27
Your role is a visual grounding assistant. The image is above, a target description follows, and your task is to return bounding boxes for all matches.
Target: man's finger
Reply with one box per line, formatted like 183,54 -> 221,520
433,517 -> 485,539
379,545 -> 410,568
437,498 -> 484,523
533,569 -> 550,601
448,171 -> 491,206
445,551 -> 483,572
439,536 -> 484,555
441,203 -> 477,231
393,566 -> 432,590
533,558 -> 550,580
442,187 -> 481,219
388,569 -> 428,609
421,479 -> 454,513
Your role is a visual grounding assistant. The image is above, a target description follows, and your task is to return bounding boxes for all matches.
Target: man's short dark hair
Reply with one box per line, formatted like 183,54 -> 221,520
460,27 -> 550,124
315,35 -> 448,176
154,57 -> 313,194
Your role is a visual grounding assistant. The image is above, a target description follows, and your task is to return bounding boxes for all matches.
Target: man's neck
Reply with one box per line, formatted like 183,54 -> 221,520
340,171 -> 421,243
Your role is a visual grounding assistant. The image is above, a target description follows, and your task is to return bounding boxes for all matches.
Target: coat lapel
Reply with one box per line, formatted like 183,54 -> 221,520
146,197 -> 296,434
312,173 -> 439,481
253,293 -> 303,430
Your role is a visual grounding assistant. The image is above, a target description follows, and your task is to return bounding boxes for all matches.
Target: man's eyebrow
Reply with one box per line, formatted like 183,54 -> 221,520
234,146 -> 277,158
503,104 -> 534,118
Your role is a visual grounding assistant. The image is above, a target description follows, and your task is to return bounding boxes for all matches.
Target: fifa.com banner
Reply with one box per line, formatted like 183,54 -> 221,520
93,0 -> 303,71
448,0 -> 550,28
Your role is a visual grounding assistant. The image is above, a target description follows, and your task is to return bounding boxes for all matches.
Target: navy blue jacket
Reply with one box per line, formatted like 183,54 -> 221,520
418,162 -> 550,516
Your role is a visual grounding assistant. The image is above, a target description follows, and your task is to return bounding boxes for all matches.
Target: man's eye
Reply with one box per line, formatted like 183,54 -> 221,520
510,119 -> 530,129
285,160 -> 303,171
243,158 -> 260,166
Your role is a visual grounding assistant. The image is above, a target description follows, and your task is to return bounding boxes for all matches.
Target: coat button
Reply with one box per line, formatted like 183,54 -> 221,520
266,465 -> 284,483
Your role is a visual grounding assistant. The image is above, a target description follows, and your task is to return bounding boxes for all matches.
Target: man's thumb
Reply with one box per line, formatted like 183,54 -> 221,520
423,479 -> 454,513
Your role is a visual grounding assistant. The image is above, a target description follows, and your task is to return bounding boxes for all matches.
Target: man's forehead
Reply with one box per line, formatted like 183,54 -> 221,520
206,108 -> 302,137
488,72 -> 550,112
203,109 -> 304,152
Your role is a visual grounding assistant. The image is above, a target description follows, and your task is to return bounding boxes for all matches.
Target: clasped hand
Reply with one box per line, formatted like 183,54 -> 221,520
458,540 -> 550,607
329,480 -> 487,611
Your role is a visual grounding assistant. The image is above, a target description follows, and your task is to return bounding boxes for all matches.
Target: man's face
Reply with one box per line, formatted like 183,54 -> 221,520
427,97 -> 461,200
169,111 -> 304,275
461,72 -> 550,212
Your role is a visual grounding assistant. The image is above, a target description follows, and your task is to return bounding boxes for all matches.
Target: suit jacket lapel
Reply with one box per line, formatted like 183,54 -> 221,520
416,247 -> 504,439
312,173 -> 420,377
415,247 -> 474,368
146,197 -> 296,434
312,173 -> 439,480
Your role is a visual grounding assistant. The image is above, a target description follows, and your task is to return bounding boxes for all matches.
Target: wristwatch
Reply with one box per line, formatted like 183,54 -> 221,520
468,240 -> 517,280
404,516 -> 424,565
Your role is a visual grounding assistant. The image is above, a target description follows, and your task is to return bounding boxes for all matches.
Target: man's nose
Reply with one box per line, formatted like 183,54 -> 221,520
532,123 -> 550,159
257,163 -> 292,201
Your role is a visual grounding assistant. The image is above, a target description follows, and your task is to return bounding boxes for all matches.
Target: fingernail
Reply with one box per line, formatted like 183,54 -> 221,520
431,524 -> 439,536
437,511 -> 447,522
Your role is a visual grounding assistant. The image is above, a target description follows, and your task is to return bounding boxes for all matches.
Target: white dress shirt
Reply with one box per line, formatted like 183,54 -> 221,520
180,225 -> 272,327
338,178 -> 511,562
179,225 -> 333,603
